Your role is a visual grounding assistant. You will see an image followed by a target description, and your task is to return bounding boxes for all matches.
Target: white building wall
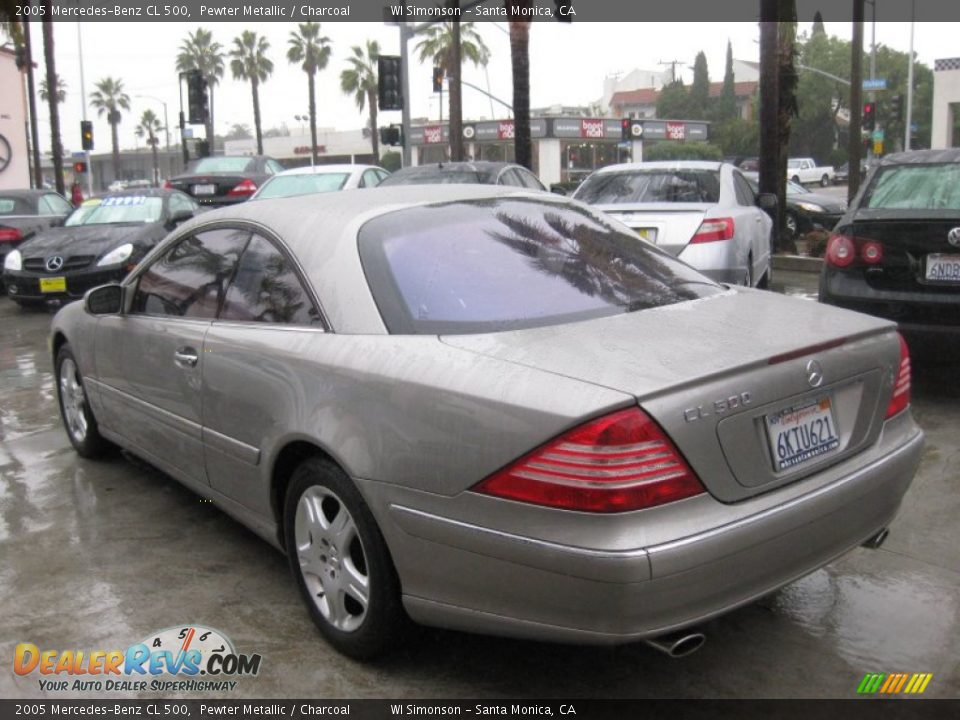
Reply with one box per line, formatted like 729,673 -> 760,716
931,59 -> 960,149
0,50 -> 31,190
537,138 -> 562,187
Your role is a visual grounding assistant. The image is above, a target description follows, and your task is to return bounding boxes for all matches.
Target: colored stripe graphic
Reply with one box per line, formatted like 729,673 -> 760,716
857,672 -> 932,694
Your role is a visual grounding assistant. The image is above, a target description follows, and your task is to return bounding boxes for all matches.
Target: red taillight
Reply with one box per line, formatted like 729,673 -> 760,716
860,240 -> 884,264
691,217 -> 735,244
471,408 -> 706,513
826,233 -> 856,267
885,334 -> 911,419
227,179 -> 257,197
0,227 -> 23,243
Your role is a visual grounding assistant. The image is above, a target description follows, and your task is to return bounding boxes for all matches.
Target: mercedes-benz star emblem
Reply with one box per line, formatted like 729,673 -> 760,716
948,227 -> 960,248
806,359 -> 824,388
45,256 -> 65,272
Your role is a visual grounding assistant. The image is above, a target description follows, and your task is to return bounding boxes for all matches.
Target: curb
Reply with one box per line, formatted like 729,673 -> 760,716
773,255 -> 823,273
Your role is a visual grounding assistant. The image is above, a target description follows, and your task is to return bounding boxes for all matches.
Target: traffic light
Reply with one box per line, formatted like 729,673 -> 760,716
380,125 -> 403,147
863,102 -> 876,132
80,120 -> 94,151
186,70 -> 209,125
432,66 -> 444,93
73,161 -> 88,173
890,94 -> 903,120
378,56 -> 403,111
621,118 -> 631,141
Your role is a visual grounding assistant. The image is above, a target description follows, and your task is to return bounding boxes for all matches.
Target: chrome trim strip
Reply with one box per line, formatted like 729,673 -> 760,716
203,425 -> 261,466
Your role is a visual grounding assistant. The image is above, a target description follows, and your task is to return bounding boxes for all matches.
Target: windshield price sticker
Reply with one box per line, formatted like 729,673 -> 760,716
102,196 -> 146,207
766,395 -> 840,472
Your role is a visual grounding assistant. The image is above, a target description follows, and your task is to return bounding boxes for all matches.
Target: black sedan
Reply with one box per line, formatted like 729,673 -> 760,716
819,148 -> 960,335
167,155 -> 286,206
0,189 -> 74,288
3,188 -> 199,307
378,161 -> 547,190
748,178 -> 846,239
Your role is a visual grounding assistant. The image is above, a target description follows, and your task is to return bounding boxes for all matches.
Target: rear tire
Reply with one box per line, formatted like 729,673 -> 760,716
284,456 -> 407,660
820,174 -> 830,187
791,175 -> 801,185
55,344 -> 110,458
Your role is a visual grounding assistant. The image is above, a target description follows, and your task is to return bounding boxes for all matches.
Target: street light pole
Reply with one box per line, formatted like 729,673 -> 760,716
77,23 -> 93,196
905,0 -> 915,151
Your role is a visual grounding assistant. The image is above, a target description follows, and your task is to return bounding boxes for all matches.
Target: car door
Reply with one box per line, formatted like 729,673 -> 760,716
201,231 -> 325,512
94,227 -> 249,486
732,170 -> 771,280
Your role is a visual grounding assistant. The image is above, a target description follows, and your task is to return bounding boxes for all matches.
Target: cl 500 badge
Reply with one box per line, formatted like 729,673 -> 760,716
684,392 -> 752,423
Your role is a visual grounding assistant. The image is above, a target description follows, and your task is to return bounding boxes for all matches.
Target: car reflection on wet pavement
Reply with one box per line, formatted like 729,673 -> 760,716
0,290 -> 957,700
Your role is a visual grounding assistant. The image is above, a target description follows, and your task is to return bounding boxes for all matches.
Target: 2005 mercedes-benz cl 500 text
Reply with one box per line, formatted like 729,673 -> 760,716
51,185 -> 923,659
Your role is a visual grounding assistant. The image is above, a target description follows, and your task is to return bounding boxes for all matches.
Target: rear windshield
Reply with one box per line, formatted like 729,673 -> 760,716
864,163 -> 960,211
380,170 -> 483,186
574,170 -> 721,204
255,173 -> 349,200
359,198 -> 721,335
0,197 -> 34,215
188,157 -> 255,174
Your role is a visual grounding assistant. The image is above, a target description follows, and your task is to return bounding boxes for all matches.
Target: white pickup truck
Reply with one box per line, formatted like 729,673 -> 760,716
787,158 -> 835,187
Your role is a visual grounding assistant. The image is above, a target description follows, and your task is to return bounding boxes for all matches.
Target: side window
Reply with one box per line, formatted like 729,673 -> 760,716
131,228 -> 249,319
220,234 -> 320,326
518,169 -> 545,190
361,169 -> 383,188
41,194 -> 73,215
376,170 -> 389,184
169,192 -> 196,217
266,160 -> 285,175
498,169 -> 523,187
733,173 -> 755,207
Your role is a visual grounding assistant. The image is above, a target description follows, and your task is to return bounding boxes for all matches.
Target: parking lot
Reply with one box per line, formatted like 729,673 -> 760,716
1,274 -> 958,700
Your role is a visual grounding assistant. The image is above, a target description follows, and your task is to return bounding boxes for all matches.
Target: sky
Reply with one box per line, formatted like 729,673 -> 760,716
8,19 -> 959,155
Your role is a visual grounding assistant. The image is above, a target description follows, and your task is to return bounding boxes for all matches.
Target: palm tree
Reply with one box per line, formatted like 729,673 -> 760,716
230,31 -> 273,156
90,77 -> 131,180
39,75 -> 67,104
415,21 -> 489,160
135,110 -> 164,187
175,28 -> 224,147
287,23 -> 332,166
508,7 -> 531,170
41,3 -> 64,194
340,40 -> 380,161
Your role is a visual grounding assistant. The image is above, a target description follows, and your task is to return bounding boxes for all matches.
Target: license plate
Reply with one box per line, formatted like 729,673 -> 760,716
193,184 -> 217,195
636,228 -> 657,243
925,253 -> 960,282
39,276 -> 66,293
765,395 -> 840,472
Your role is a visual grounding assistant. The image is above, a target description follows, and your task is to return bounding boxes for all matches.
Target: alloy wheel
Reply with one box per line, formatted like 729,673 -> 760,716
59,358 -> 89,444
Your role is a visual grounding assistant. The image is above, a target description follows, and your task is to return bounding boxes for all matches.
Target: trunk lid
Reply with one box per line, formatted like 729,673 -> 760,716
441,288 -> 900,502
168,174 -> 257,204
594,203 -> 710,256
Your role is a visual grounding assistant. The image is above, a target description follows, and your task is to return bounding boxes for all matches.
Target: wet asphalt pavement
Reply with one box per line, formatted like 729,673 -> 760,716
1,280 -> 958,700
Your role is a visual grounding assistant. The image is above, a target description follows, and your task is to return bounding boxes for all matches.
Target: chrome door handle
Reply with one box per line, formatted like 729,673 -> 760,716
174,347 -> 199,368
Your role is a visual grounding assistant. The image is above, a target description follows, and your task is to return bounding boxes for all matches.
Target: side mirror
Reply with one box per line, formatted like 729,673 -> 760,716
167,210 -> 194,229
84,284 -> 124,315
757,193 -> 778,211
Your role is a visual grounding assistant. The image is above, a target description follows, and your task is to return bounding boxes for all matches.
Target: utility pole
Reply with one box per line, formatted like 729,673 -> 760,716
866,0 -> 877,156
848,0 -> 864,201
759,1 -> 780,237
399,22 -> 413,167
905,0 -> 915,151
449,15 -> 464,161
658,59 -> 682,84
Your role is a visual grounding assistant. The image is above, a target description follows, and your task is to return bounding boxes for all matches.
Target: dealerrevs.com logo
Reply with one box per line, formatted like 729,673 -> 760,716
14,625 -> 262,693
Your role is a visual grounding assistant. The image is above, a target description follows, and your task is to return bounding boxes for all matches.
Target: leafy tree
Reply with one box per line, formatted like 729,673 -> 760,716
39,75 -> 66,103
230,31 -> 273,155
415,21 -> 489,159
643,141 -> 722,162
656,80 -> 694,120
135,109 -> 164,186
712,118 -> 759,157
90,77 -> 130,180
380,150 -> 401,173
811,11 -> 826,37
288,23 -> 332,166
340,40 -> 381,160
689,51 -> 711,120
225,123 -> 252,140
718,41 -> 737,121
176,28 -> 224,146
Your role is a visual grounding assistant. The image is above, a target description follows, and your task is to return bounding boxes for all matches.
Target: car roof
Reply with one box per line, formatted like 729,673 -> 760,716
388,161 -> 519,179
273,164 -> 380,177
879,148 -> 960,166
591,161 -> 725,174
0,188 -> 64,199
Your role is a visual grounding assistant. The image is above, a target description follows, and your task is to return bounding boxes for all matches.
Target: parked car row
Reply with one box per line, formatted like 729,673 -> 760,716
7,149 -> 954,663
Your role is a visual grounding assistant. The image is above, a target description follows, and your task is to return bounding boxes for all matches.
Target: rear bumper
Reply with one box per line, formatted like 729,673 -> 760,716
366,416 -> 923,644
820,268 -> 960,335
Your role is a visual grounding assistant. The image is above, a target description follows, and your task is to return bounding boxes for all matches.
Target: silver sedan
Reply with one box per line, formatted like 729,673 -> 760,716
51,185 -> 923,659
573,161 -> 775,287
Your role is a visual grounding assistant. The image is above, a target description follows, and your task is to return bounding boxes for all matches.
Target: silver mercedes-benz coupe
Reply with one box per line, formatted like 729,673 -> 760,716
51,185 -> 923,659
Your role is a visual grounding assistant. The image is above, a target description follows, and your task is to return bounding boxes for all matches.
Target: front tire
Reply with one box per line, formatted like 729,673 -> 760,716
284,457 -> 406,660
55,344 -> 110,458
820,174 -> 830,187
785,211 -> 799,240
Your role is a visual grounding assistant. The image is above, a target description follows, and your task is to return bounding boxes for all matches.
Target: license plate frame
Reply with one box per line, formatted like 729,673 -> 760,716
193,184 -> 217,196
39,276 -> 67,293
924,253 -> 960,283
765,394 -> 840,472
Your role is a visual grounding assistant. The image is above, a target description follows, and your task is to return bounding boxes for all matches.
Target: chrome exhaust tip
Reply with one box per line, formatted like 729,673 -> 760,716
862,527 -> 890,549
643,631 -> 706,658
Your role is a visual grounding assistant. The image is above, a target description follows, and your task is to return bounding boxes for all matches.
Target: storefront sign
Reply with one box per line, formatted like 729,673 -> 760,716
423,126 -> 444,144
